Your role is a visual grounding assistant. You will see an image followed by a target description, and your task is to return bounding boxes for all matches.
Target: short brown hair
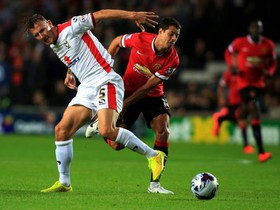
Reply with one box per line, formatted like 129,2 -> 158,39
24,14 -> 47,32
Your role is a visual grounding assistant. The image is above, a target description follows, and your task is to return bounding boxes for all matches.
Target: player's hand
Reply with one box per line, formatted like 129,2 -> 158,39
133,12 -> 159,32
116,107 -> 126,128
118,107 -> 127,122
64,70 -> 77,91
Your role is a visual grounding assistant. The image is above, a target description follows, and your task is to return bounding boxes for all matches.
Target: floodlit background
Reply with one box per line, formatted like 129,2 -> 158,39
0,2 -> 279,209
0,0 -> 279,142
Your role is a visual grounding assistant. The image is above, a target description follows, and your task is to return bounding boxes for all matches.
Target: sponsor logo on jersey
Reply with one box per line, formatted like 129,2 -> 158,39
133,64 -> 152,78
64,56 -> 80,68
246,56 -> 261,63
64,56 -> 71,65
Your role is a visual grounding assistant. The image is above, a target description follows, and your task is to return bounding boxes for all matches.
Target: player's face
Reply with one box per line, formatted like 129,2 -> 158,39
249,21 -> 263,40
159,26 -> 180,49
29,20 -> 56,45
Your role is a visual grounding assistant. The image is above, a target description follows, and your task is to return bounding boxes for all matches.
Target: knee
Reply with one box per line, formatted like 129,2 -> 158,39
156,128 -> 170,141
55,124 -> 69,140
98,126 -> 115,140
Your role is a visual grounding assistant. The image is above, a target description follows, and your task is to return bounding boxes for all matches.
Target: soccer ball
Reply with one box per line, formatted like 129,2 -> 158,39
190,172 -> 219,200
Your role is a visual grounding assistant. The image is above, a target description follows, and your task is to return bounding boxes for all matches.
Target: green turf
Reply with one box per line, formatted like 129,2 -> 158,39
0,134 -> 279,210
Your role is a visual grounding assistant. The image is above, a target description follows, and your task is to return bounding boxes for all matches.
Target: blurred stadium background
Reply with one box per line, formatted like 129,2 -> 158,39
0,0 -> 279,145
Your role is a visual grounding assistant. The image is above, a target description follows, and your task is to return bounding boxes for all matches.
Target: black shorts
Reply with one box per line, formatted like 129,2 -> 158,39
225,105 -> 239,122
117,96 -> 170,129
240,87 -> 263,103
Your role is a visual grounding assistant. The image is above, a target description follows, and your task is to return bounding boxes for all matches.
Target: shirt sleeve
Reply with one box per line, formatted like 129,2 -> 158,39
121,33 -> 141,48
267,40 -> 277,76
228,38 -> 240,54
224,48 -> 233,67
70,13 -> 96,35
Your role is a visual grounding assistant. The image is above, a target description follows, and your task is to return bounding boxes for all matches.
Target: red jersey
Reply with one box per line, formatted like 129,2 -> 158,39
224,48 -> 233,67
228,35 -> 277,90
219,70 -> 242,105
121,32 -> 179,97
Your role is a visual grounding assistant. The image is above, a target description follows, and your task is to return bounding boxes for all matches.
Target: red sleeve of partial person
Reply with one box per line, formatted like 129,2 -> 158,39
224,48 -> 232,67
267,58 -> 277,76
267,41 -> 277,76
224,70 -> 232,85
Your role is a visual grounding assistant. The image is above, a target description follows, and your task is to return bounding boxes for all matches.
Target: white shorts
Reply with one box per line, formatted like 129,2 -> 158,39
68,71 -> 124,114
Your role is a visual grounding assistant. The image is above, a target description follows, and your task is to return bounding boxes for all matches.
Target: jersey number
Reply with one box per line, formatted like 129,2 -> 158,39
98,88 -> 106,105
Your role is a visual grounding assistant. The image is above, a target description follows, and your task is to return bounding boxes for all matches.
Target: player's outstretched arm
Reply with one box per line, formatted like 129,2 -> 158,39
92,9 -> 158,31
124,75 -> 162,108
107,36 -> 123,58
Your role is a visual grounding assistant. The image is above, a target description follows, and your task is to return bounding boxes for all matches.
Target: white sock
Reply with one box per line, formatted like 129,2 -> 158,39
115,128 -> 157,158
55,139 -> 73,187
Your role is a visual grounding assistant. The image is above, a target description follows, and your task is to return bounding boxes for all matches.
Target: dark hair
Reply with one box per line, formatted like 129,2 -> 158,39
249,19 -> 262,25
24,14 -> 47,32
159,17 -> 181,30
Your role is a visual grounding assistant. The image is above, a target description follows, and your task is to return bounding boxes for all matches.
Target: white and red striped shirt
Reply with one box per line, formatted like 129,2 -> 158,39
50,13 -> 114,86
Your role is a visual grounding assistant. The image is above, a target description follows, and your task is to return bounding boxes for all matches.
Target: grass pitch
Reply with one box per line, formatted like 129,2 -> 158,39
0,134 -> 279,210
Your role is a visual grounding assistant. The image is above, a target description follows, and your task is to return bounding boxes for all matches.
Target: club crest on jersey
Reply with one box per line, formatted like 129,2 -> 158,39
153,64 -> 162,71
261,47 -> 269,54
64,41 -> 71,49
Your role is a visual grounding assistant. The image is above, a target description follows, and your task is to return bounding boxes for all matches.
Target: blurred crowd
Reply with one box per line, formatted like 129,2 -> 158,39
0,0 -> 279,115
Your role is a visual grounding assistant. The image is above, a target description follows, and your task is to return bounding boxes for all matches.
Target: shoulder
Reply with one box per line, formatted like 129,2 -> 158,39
57,20 -> 72,35
170,47 -> 180,62
140,32 -> 156,38
262,36 -> 275,48
229,36 -> 248,51
161,48 -> 179,68
133,32 -> 156,42
233,36 -> 247,44
123,32 -> 155,47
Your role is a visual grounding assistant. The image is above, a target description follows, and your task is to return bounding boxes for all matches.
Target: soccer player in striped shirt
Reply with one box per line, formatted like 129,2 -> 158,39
25,9 -> 166,192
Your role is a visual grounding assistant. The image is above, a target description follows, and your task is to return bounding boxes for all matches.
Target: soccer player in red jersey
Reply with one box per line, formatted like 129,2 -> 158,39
227,19 -> 277,162
86,17 -> 181,194
212,49 -> 254,154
